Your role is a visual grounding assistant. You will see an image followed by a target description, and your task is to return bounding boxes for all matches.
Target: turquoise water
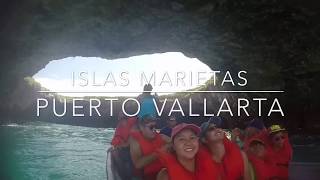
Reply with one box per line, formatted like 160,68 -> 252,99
0,122 -> 113,180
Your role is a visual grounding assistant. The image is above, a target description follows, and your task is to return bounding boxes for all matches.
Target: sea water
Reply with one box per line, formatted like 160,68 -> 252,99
0,121 -> 319,180
0,122 -> 113,180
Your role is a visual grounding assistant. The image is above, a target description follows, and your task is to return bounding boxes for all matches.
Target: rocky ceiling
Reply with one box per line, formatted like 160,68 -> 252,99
0,0 -> 320,127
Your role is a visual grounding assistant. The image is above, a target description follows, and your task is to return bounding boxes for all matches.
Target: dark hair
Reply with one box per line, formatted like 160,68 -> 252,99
168,116 -> 176,121
143,84 -> 153,92
249,140 -> 265,147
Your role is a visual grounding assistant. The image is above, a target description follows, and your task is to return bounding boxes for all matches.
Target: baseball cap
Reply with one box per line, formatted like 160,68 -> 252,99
247,118 -> 265,130
171,123 -> 200,139
200,117 -> 223,138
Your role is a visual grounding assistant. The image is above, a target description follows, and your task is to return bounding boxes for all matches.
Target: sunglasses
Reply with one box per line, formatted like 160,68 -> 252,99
274,135 -> 285,142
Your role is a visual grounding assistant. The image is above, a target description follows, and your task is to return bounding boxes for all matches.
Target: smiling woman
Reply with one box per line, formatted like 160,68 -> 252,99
33,52 -> 213,97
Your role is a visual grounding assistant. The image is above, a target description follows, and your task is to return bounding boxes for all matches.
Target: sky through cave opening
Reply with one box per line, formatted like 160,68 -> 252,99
33,52 -> 214,97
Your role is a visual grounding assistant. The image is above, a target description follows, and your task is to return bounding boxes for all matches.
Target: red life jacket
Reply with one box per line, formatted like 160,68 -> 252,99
265,135 -> 292,179
199,138 -> 244,180
245,135 -> 278,180
157,150 -> 219,180
197,147 -> 221,180
111,117 -> 137,146
130,131 -> 165,180
243,130 -> 269,152
158,152 -> 195,180
248,154 -> 277,180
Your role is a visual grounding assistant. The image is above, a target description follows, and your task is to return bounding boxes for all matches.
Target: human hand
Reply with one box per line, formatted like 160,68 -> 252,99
232,128 -> 241,137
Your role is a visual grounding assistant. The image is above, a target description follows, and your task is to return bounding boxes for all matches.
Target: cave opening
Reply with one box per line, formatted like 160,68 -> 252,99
32,52 -> 214,97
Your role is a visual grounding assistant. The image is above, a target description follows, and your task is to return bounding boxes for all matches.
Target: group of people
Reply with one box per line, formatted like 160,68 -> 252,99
110,85 -> 292,180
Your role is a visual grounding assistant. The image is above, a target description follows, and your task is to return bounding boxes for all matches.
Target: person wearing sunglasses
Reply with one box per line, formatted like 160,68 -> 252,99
129,114 -> 168,180
266,124 -> 292,179
199,117 -> 252,180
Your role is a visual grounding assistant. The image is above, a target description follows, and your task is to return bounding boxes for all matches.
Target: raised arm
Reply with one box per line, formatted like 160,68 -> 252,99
241,151 -> 253,180
129,137 -> 158,169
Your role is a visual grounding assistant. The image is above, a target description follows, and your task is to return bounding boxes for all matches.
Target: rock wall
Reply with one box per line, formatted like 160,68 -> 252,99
0,0 -> 319,132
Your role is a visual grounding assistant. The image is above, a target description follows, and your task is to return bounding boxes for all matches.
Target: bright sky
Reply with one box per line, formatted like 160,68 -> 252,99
33,52 -> 213,97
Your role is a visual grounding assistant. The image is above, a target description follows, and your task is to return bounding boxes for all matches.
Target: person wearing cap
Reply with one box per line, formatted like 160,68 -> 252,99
129,114 -> 168,180
245,119 -> 266,138
159,116 -> 177,139
199,117 -> 252,180
156,123 -> 218,180
241,119 -> 268,151
246,137 -> 279,180
265,124 -> 292,179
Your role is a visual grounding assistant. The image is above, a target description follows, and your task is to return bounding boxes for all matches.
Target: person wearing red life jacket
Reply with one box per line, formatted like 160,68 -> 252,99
129,114 -> 167,180
110,112 -> 138,180
111,112 -> 138,148
200,117 -> 252,180
246,137 -> 280,180
245,119 -> 266,140
265,125 -> 292,179
156,123 -> 218,180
